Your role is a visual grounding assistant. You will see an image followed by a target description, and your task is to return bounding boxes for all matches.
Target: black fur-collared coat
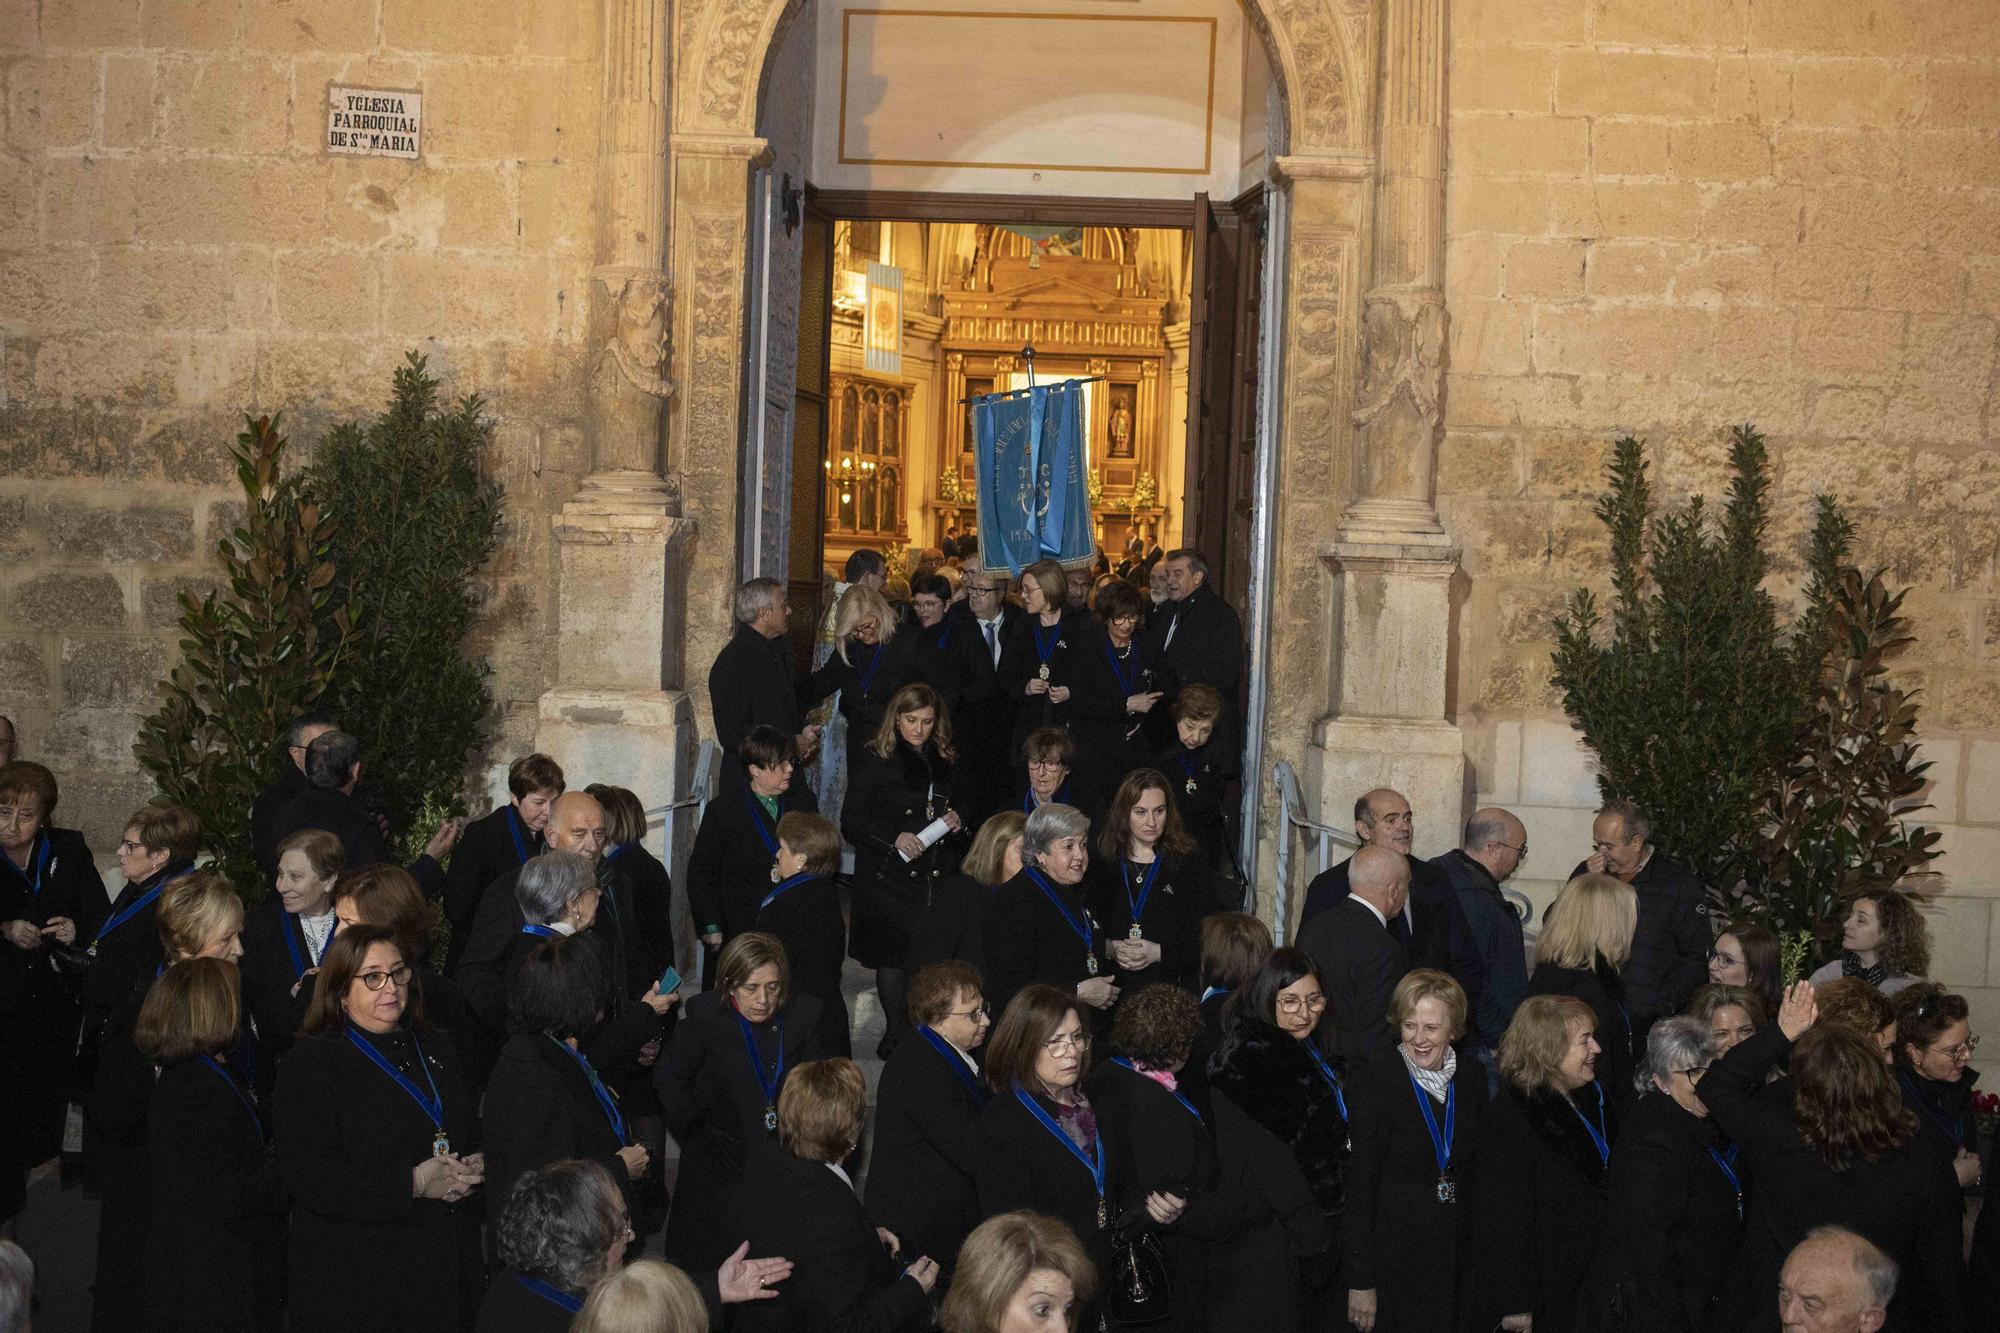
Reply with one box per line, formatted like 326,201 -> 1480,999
1207,1019 -> 1350,1330
1470,1082 -> 1612,1333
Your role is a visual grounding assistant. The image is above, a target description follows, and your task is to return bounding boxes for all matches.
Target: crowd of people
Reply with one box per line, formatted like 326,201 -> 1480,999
0,546 -> 1992,1332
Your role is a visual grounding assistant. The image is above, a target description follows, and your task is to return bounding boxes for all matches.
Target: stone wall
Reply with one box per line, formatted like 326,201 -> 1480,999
1,1 -> 606,850
1441,0 -> 2000,1041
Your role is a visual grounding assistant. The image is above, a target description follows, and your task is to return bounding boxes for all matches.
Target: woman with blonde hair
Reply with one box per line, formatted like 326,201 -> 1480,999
805,582 -> 910,765
243,827 -> 344,1090
1528,872 -> 1640,1119
942,1211 -> 1096,1333
909,809 -> 1026,970
87,868 -> 246,1330
1473,994 -> 1609,1333
845,680 -> 966,1056
136,956 -> 285,1331
1345,969 -> 1489,1333
575,1259 -> 713,1333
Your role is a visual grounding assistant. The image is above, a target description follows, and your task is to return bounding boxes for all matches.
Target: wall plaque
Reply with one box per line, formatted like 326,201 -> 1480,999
326,85 -> 423,159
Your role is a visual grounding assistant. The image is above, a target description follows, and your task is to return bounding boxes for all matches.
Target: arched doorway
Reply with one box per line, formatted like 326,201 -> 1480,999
581,0 -> 1462,915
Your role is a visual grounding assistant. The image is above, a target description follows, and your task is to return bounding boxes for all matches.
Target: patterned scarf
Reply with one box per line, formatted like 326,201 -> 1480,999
1840,952 -> 1889,987
1400,1044 -> 1458,1103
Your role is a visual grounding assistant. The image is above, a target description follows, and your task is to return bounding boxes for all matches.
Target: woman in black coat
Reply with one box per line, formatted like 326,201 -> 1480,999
1527,873 -> 1640,1122
1205,948 -> 1350,1332
479,1158 -> 636,1331
906,810 -> 1024,974
1473,993 -> 1613,1333
843,682 -> 966,1055
655,930 -> 825,1272
1063,580 -> 1163,814
1087,769 -> 1212,1004
981,802 -> 1118,1027
79,804 -> 201,1083
1701,982 -> 1968,1333
1132,691 -> 1237,886
1890,983 -> 1984,1191
803,583 -> 914,772
1085,983 -> 1238,1332
865,961 -> 992,1276
754,812 -> 850,1058
1344,970 -> 1489,1333
734,1057 -> 939,1332
483,932 -> 650,1222
0,761 -> 105,1210
998,559 -> 1086,759
977,984 -> 1186,1328
441,752 -> 562,973
688,727 -> 819,971
274,925 -> 486,1333
89,869 -> 246,1333
1577,1016 -> 1742,1333
241,828 -> 344,1099
137,958 -> 286,1333
1181,912 -> 1273,1115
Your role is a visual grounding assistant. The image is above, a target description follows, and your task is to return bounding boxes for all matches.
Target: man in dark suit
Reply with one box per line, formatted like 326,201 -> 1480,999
709,578 -> 836,768
249,711 -> 336,882
904,572 -> 994,714
1568,797 -> 1709,1035
948,570 -> 1022,823
1298,844 -> 1410,1067
270,730 -> 459,894
1433,807 -> 1530,1073
1143,548 -> 1243,709
1299,787 -> 1482,1003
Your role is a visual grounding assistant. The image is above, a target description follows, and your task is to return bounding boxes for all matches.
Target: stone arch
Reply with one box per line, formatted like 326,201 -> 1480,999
672,0 -> 1365,154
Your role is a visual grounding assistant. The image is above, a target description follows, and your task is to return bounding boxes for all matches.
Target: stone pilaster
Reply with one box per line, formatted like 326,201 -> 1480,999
1308,0 -> 1466,874
535,0 -> 696,877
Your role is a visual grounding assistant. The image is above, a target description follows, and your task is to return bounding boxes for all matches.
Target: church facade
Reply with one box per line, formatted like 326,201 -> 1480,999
4,1 -> 1998,1046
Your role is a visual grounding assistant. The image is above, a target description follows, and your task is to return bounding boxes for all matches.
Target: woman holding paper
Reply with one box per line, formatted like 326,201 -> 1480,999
844,682 -> 965,1058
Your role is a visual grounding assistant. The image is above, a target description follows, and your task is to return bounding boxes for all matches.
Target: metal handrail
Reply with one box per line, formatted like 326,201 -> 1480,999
1271,759 -> 1361,945
640,739 -> 720,872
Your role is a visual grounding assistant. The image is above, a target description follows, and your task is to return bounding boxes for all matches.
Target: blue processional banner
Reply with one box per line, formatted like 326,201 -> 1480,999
971,382 -> 1095,575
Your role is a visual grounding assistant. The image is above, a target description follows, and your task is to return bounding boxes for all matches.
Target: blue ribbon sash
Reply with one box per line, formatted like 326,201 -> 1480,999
919,1025 -> 991,1106
1572,1081 -> 1611,1165
547,1035 -> 627,1143
520,922 -> 560,939
1304,1043 -> 1351,1123
1123,857 -> 1162,926
735,1010 -> 786,1132
516,1273 -> 584,1314
90,866 -> 195,956
1012,1085 -> 1106,1224
759,872 -> 818,913
198,1054 -> 263,1138
1708,1140 -> 1743,1216
1103,638 -> 1138,696
505,806 -> 531,865
1,831 -> 49,897
345,1026 -> 448,1150
1024,868 -> 1093,954
742,785 -> 780,856
1406,1064 -> 1457,1199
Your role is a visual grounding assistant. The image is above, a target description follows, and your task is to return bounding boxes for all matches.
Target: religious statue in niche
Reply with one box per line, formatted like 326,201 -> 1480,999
1107,387 -> 1136,458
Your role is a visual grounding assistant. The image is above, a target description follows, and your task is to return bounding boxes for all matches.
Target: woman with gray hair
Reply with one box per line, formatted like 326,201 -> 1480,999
1576,1015 -> 1743,1332
980,803 -> 1117,1022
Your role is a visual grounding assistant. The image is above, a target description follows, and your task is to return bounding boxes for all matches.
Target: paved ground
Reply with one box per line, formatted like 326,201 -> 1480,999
12,960 -> 894,1331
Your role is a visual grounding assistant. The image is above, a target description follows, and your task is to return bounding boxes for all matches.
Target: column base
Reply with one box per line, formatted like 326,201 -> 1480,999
1308,716 -> 1469,862
552,481 -> 696,695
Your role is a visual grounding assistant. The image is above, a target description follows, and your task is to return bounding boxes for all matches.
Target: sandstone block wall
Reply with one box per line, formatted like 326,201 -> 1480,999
2,1 -> 604,853
1443,0 -> 2000,1038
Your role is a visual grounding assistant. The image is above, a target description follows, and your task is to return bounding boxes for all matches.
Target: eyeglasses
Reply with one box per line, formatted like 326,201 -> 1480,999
1675,1065 -> 1710,1080
1027,759 -> 1068,771
117,839 -> 148,854
1707,947 -> 1741,965
1277,993 -> 1328,1015
1108,615 -> 1139,627
965,584 -> 999,595
1930,1035 -> 1981,1060
1495,841 -> 1528,856
1044,1031 -> 1091,1055
356,965 -> 414,991
946,1005 -> 991,1021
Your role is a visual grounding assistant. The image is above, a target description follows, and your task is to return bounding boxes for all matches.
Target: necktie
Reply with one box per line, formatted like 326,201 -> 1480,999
1163,607 -> 1183,649
983,618 -> 1000,666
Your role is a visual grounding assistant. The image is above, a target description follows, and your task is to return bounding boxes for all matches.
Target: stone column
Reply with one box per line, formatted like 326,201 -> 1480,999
536,0 -> 696,837
1313,0 -> 1466,872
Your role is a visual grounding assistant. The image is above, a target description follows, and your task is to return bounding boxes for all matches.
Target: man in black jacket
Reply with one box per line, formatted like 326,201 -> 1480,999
1568,797 -> 1709,1035
1299,787 -> 1482,1006
249,711 -> 335,882
1297,844 -> 1410,1067
709,578 -> 835,777
1142,548 -> 1243,709
270,730 -> 459,893
441,751 -> 565,975
1433,807 -> 1530,1071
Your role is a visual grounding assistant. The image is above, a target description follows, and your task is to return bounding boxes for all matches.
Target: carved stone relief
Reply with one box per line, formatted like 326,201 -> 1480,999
595,265 -> 675,401
682,212 -> 746,472
1350,284 -> 1446,508
1284,232 -> 1354,494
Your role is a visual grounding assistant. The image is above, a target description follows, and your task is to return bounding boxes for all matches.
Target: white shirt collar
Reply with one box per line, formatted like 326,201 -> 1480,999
826,1162 -> 854,1190
939,1031 -> 980,1072
1353,895 -> 1389,930
549,920 -> 578,937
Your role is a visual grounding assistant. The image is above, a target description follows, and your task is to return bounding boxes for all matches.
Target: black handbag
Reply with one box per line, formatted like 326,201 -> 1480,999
1103,1214 -> 1173,1326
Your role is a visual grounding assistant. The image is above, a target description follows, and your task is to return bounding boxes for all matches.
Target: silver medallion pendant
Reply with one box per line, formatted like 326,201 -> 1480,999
1038,663 -> 1051,681
1085,953 -> 1099,976
1127,924 -> 1143,942
1184,778 -> 1196,795
763,1106 -> 778,1133
1436,1174 -> 1456,1205
433,1133 -> 451,1159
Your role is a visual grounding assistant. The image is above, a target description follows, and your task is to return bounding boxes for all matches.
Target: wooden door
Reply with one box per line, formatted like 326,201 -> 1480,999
785,201 -> 834,672
1184,193 -> 1240,585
